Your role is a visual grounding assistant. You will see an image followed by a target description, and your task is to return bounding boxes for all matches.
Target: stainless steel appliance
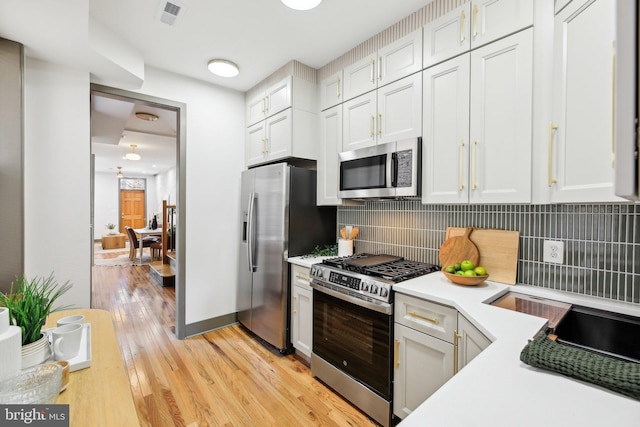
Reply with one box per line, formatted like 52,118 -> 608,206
310,254 -> 438,427
338,138 -> 421,199
237,163 -> 336,353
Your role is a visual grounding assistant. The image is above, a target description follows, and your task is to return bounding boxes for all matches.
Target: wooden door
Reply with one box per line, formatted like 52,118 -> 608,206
120,190 -> 146,233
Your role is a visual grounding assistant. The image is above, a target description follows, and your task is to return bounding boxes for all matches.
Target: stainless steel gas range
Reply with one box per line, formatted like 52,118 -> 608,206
309,253 -> 439,427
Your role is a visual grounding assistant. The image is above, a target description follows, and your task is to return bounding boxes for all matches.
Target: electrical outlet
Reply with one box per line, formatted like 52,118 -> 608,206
543,240 -> 564,264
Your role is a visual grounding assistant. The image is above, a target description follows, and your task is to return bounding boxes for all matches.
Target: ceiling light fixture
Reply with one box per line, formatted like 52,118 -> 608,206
116,166 -> 124,178
281,0 -> 321,10
207,59 -> 240,77
125,144 -> 141,161
135,112 -> 159,121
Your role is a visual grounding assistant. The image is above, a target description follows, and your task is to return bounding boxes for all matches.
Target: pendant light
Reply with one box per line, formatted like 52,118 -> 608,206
281,0 -> 321,10
125,144 -> 141,161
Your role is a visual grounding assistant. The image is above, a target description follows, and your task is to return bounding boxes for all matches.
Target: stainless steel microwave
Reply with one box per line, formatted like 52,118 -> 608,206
338,137 -> 421,199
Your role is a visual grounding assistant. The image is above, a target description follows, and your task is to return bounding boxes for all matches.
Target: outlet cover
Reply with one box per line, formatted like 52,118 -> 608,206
543,240 -> 564,264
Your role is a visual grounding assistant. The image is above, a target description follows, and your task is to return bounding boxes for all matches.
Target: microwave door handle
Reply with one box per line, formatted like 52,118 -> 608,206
391,152 -> 398,187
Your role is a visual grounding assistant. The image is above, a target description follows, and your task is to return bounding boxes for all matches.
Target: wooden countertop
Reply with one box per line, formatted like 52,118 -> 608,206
45,309 -> 139,426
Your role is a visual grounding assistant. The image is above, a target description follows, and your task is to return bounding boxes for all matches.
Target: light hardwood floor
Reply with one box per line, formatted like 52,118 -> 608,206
91,265 -> 378,427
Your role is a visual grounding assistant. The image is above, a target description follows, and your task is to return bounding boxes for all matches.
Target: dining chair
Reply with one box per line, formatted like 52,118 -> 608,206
125,226 -> 159,262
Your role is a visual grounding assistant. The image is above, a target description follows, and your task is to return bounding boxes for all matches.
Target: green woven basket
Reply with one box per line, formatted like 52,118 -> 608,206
520,332 -> 640,401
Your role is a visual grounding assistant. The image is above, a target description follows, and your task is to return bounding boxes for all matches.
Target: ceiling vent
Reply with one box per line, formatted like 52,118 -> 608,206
157,1 -> 185,26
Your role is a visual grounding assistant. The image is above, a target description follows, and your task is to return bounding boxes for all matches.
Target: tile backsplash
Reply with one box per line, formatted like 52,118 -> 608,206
337,201 -> 640,304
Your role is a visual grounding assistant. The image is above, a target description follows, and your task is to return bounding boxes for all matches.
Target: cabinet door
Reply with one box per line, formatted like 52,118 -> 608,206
376,73 -> 422,145
318,106 -> 343,206
246,121 -> 267,166
422,54 -> 470,204
342,55 -> 377,102
550,0 -> 622,202
319,71 -> 343,111
456,313 -> 491,372
378,30 -> 423,87
266,76 -> 292,118
296,286 -> 312,357
470,0 -> 534,49
265,109 -> 292,161
342,91 -> 377,151
393,323 -> 454,419
247,94 -> 266,127
423,4 -> 471,68
469,28 -> 533,203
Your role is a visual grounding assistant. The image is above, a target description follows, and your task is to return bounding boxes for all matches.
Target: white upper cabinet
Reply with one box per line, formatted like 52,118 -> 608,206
246,76 -> 292,126
423,4 -> 471,68
378,30 -> 423,87
317,105 -> 344,206
246,108 -> 318,167
343,73 -> 422,151
377,72 -> 422,145
548,0 -> 624,202
342,90 -> 377,151
469,28 -> 533,203
470,0 -> 534,49
423,29 -> 533,204
319,70 -> 343,111
422,54 -> 471,204
342,30 -> 422,102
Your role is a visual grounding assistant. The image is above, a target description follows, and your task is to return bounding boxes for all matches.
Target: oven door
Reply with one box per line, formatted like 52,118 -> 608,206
312,289 -> 392,398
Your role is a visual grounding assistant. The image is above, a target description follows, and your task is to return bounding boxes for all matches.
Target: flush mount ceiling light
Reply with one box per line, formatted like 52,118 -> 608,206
281,0 -> 321,10
135,112 -> 159,121
116,166 -> 124,178
124,144 -> 141,161
207,59 -> 240,77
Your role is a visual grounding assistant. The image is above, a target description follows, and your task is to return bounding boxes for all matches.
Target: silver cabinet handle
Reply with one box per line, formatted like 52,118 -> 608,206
460,10 -> 466,42
458,140 -> 465,191
471,139 -> 478,190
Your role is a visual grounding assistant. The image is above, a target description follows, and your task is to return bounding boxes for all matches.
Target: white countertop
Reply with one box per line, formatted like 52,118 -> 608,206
288,255 -> 334,269
393,273 -> 640,427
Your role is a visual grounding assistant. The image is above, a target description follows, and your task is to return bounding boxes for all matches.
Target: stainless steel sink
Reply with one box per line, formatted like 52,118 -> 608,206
553,305 -> 640,363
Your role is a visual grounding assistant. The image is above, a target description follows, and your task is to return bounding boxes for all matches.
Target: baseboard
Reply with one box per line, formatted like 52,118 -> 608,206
184,313 -> 238,337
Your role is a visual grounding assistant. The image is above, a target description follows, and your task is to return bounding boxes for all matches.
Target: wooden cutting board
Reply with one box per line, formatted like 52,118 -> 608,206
444,227 -> 520,285
438,227 -> 479,270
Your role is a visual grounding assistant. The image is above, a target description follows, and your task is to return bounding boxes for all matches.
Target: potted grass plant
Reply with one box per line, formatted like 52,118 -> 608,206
0,273 -> 73,368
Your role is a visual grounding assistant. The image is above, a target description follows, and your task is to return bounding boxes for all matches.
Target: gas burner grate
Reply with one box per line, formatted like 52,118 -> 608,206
365,260 -> 440,282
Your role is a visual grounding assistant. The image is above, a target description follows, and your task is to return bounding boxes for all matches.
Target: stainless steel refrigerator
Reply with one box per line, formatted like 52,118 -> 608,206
237,163 -> 336,352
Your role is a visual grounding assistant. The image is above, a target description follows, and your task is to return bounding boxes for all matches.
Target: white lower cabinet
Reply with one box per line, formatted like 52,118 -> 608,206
290,264 -> 312,358
393,293 -> 490,420
393,322 -> 454,420
456,313 -> 491,371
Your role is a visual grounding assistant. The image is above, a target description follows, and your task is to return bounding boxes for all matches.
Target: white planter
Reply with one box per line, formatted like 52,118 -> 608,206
21,334 -> 51,369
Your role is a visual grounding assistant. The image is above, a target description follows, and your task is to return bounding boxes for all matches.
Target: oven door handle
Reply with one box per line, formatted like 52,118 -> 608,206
310,282 -> 392,315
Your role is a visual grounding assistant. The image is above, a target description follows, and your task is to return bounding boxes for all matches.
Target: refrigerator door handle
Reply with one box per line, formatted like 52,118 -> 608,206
247,192 -> 257,272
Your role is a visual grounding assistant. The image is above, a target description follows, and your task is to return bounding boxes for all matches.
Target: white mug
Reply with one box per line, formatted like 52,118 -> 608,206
52,323 -> 83,361
57,315 -> 85,327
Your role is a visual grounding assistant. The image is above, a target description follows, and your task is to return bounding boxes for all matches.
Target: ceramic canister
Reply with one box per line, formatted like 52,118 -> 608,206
0,307 -> 22,381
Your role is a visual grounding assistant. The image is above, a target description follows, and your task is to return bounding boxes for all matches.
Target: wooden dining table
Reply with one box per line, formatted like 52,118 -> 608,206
133,227 -> 163,264
46,309 -> 139,426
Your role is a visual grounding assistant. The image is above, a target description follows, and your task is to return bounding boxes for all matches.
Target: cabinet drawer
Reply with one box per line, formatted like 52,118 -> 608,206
291,264 -> 311,290
395,293 -> 457,343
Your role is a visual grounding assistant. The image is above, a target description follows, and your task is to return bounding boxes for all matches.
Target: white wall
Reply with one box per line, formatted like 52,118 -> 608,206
129,66 -> 245,325
23,58 -> 91,309
22,58 -> 245,327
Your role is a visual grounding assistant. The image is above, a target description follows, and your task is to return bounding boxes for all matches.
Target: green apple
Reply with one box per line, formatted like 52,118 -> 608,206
460,260 -> 475,271
463,269 -> 477,276
474,266 -> 487,276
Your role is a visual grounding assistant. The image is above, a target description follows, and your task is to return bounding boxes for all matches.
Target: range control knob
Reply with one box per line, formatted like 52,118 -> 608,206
370,284 -> 379,294
361,282 -> 370,292
380,287 -> 389,298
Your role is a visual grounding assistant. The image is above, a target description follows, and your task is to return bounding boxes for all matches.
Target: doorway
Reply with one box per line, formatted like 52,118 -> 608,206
90,83 -> 187,338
